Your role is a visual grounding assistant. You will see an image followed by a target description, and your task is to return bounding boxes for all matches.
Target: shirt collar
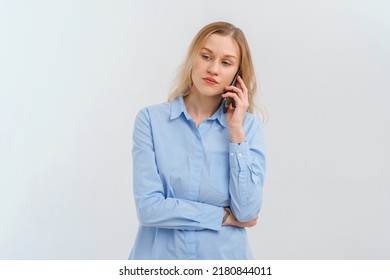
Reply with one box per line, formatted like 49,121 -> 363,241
210,101 -> 228,128
170,96 -> 190,120
170,96 -> 227,128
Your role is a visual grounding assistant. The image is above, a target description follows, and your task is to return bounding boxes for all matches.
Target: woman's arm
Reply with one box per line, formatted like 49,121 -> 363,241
132,108 -> 224,231
228,120 -> 266,222
222,76 -> 266,222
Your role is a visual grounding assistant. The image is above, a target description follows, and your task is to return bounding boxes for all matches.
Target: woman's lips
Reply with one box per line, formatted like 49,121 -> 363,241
203,77 -> 219,85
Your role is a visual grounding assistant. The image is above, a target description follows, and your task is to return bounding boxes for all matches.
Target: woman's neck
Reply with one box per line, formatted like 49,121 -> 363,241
184,93 -> 221,127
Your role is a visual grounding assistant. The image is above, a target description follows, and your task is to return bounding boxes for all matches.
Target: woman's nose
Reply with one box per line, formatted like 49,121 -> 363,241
207,61 -> 219,75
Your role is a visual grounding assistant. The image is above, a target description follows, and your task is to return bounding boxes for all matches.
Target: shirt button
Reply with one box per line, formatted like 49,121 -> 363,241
238,153 -> 243,157
230,152 -> 234,157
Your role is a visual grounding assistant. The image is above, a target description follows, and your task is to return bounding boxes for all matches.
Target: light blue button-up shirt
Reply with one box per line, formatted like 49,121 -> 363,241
129,97 -> 266,259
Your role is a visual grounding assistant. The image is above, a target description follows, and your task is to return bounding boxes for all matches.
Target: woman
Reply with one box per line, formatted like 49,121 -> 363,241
129,21 -> 266,259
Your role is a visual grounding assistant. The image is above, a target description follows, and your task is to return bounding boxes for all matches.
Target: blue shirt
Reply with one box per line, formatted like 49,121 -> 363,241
129,97 -> 266,259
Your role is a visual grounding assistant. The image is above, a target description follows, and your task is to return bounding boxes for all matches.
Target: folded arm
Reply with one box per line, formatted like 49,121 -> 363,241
132,108 -> 224,231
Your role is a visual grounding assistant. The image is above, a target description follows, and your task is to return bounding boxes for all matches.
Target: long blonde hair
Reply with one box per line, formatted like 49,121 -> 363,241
168,21 -> 266,119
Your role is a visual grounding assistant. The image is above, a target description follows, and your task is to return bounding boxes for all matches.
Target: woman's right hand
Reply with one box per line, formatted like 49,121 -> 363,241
222,207 -> 258,228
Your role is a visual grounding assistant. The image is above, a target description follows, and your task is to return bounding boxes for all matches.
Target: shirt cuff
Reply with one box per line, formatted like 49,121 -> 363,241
229,141 -> 249,170
198,204 -> 224,231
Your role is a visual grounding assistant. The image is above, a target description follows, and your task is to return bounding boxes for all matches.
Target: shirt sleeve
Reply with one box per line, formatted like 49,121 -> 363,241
228,116 -> 266,222
132,108 -> 224,231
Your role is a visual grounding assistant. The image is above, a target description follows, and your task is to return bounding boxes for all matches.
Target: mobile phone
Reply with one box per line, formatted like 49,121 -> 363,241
223,68 -> 241,114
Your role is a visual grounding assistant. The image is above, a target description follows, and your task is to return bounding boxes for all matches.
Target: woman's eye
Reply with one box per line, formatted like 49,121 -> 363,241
202,54 -> 212,60
222,61 -> 232,66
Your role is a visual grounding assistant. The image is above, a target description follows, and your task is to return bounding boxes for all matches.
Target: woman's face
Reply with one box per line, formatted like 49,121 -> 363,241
190,34 -> 240,98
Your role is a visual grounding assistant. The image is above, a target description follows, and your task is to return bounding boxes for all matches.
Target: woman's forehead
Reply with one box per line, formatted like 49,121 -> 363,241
201,34 -> 240,59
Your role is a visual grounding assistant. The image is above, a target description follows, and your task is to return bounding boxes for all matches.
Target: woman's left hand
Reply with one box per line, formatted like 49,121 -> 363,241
221,76 -> 249,143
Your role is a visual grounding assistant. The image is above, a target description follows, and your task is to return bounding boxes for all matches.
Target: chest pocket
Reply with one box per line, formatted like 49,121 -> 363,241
209,154 -> 230,197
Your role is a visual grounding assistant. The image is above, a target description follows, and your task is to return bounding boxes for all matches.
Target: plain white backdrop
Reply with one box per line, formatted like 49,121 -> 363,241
1,0 -> 389,259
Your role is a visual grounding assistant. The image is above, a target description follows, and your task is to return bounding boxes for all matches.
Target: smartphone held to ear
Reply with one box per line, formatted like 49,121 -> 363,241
223,68 -> 241,114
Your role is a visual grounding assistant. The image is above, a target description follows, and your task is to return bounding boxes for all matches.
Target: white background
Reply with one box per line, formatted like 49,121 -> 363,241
1,0 -> 389,259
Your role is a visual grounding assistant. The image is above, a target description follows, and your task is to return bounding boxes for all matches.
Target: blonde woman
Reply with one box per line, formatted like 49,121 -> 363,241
129,21 -> 266,259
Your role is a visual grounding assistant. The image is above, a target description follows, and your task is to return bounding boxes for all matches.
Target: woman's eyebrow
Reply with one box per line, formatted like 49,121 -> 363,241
201,47 -> 213,53
201,47 -> 237,60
